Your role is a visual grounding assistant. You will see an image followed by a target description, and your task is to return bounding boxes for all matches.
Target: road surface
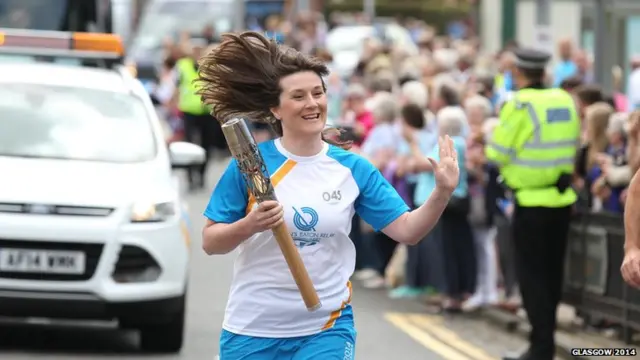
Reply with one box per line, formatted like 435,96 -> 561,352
0,157 -> 527,360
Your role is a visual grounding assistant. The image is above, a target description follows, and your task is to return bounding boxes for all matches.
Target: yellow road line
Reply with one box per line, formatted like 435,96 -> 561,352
409,314 -> 498,360
385,313 -> 471,360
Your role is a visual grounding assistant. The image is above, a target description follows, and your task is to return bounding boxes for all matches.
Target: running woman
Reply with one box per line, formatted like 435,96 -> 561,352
197,32 -> 459,360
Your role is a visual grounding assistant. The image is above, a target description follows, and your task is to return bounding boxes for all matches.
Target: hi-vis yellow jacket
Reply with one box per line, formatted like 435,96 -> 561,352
485,87 -> 581,207
176,57 -> 209,115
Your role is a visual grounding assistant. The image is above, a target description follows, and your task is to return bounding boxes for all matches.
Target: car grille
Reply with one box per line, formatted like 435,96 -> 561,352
0,239 -> 103,281
0,202 -> 113,217
112,245 -> 160,278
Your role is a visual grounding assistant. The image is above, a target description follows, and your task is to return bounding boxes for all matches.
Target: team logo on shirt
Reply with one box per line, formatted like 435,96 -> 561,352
291,206 -> 333,248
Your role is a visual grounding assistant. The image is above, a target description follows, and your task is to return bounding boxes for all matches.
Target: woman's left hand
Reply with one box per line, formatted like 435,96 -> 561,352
428,135 -> 460,193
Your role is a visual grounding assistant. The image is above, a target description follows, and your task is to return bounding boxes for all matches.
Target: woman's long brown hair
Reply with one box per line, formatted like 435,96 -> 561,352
585,102 -> 613,171
195,31 -> 351,149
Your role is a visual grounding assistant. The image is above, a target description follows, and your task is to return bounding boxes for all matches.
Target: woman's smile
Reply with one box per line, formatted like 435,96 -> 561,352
301,113 -> 321,121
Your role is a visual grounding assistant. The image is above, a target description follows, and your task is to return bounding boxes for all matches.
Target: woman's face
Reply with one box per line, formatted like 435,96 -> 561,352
271,71 -> 327,138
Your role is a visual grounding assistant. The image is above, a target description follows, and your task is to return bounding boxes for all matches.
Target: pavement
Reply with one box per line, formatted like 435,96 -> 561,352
482,304 -> 639,360
0,156 -> 616,360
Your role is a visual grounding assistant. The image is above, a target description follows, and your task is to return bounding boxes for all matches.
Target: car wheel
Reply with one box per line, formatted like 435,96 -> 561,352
139,296 -> 186,353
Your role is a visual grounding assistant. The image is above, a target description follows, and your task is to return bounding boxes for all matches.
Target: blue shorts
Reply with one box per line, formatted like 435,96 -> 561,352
220,305 -> 356,360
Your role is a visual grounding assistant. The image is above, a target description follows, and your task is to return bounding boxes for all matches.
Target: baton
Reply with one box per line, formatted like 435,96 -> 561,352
221,118 -> 322,312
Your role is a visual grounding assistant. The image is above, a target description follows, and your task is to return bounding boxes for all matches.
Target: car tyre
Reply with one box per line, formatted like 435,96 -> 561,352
139,296 -> 186,353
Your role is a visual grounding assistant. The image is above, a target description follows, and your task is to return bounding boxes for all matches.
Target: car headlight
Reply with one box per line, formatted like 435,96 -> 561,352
130,202 -> 176,222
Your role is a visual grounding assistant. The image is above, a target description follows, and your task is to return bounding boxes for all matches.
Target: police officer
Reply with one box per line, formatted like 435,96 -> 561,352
176,38 -> 226,190
485,49 -> 580,360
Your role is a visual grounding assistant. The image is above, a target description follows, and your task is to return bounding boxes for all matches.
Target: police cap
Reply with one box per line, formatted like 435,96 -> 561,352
514,48 -> 551,70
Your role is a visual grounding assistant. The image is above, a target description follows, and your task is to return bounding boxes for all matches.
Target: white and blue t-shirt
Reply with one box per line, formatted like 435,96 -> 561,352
204,139 -> 409,338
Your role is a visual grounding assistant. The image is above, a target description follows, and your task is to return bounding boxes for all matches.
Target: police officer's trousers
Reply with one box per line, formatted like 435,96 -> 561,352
183,112 -> 226,186
512,205 -> 572,360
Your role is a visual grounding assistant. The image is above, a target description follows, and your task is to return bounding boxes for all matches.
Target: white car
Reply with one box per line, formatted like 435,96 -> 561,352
0,46 -> 204,352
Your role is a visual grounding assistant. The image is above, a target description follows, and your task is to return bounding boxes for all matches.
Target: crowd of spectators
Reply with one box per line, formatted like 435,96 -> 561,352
153,11 -> 640,315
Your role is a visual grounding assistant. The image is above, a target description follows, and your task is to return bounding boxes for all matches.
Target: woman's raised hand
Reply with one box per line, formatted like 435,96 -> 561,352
427,135 -> 460,193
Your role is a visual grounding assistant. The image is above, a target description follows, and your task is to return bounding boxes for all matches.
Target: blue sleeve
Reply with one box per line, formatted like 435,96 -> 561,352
203,159 -> 248,223
352,157 -> 410,231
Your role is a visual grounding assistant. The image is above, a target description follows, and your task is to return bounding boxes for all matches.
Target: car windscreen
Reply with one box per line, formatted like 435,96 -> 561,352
0,83 -> 157,163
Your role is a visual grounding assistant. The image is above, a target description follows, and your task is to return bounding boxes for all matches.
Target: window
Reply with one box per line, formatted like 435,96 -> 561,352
0,0 -> 68,30
0,84 -> 157,163
0,0 -> 107,32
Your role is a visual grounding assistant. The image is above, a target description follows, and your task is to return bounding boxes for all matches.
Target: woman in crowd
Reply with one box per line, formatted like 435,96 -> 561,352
464,95 -> 493,138
409,106 -> 474,312
384,80 -> 440,298
575,102 -> 614,207
400,80 -> 436,134
591,112 -> 630,213
341,83 -> 374,148
463,95 -> 499,310
574,85 -> 605,133
390,103 -> 438,298
611,66 -> 628,112
359,93 -> 405,289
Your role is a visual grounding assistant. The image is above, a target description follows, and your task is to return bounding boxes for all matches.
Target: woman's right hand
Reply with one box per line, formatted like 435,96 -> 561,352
245,200 -> 284,234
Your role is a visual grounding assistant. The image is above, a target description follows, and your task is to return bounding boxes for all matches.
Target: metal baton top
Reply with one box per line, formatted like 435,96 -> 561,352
221,118 -> 255,157
221,118 -> 277,203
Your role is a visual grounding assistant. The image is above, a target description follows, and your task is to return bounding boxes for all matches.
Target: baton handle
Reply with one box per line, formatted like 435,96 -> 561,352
271,223 -> 322,312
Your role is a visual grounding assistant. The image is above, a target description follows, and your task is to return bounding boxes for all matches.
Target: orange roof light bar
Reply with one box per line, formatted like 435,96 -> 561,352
72,32 -> 124,55
0,29 -> 124,56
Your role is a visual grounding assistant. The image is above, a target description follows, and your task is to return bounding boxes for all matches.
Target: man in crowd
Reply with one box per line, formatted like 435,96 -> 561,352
553,38 -> 577,87
628,56 -> 640,111
486,48 -> 580,360
174,37 -> 226,190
